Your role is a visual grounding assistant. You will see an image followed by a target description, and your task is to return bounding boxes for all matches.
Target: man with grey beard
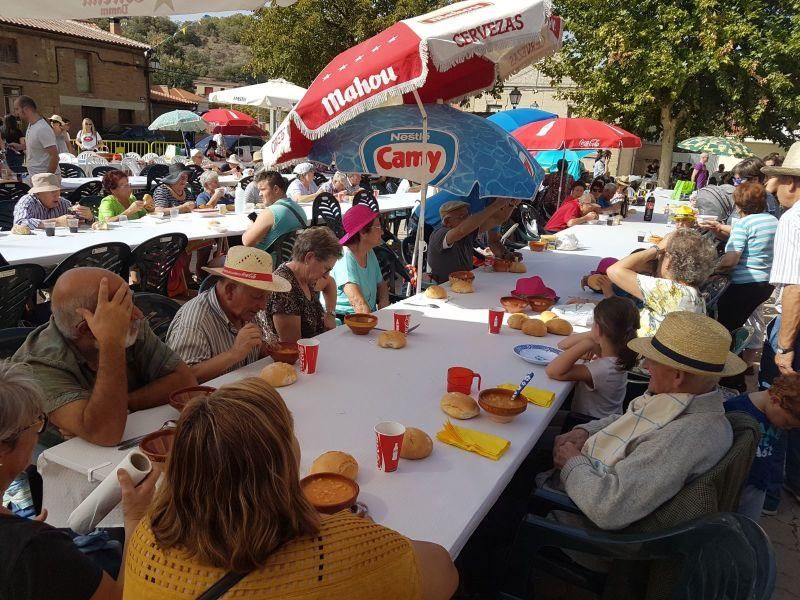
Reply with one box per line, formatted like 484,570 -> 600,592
13,268 -> 196,446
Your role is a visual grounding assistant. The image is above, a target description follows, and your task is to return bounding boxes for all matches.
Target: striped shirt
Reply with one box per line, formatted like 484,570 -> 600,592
725,212 -> 778,284
770,201 -> 800,286
153,184 -> 194,209
166,287 -> 260,373
13,193 -> 72,229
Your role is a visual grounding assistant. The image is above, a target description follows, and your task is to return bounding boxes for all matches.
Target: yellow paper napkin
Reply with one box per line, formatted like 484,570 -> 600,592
436,421 -> 511,460
497,384 -> 555,408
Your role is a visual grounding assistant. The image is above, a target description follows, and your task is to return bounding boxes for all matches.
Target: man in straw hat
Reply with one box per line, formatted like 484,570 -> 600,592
13,173 -> 94,229
552,311 -> 745,530
758,141 -> 800,510
166,246 -> 290,383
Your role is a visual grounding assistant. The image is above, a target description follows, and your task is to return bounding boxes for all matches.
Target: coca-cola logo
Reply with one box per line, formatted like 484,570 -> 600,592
578,138 -> 601,148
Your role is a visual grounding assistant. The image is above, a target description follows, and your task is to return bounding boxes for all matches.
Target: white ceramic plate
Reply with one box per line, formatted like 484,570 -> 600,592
513,344 -> 562,366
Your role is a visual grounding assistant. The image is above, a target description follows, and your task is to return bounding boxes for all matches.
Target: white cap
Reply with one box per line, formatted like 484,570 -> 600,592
190,148 -> 201,157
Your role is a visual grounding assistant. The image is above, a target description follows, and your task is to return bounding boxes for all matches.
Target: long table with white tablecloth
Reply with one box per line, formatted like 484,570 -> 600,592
37,193 -> 673,557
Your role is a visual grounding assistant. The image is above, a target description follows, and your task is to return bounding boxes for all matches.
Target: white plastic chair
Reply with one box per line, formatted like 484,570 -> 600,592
171,155 -> 188,165
163,144 -> 177,161
59,152 -> 77,163
141,152 -> 159,162
124,152 -> 141,161
152,157 -> 167,165
76,151 -> 98,161
121,157 -> 142,176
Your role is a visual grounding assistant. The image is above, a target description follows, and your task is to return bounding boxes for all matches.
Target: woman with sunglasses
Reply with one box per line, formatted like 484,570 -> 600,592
0,360 -> 157,600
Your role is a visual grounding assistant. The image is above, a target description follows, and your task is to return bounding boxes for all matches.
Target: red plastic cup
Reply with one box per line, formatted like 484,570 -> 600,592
488,307 -> 504,334
375,421 -> 405,472
297,338 -> 320,374
447,366 -> 481,395
393,310 -> 411,334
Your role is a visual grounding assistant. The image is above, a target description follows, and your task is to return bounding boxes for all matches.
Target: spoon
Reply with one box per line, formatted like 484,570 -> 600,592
510,371 -> 535,402
117,420 -> 177,450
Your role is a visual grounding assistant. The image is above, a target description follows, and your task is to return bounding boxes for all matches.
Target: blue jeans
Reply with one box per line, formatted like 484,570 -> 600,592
760,316 -> 800,506
738,484 -> 766,522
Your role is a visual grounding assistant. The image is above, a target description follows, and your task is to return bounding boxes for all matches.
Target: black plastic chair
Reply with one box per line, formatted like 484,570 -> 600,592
313,172 -> 328,186
0,327 -> 35,359
59,162 -> 85,179
133,292 -> 181,342
0,181 -> 30,202
266,230 -> 299,268
238,175 -> 253,190
701,274 -> 731,319
129,233 -> 188,295
41,242 -> 131,290
91,165 -> 115,177
66,180 -> 103,205
374,244 -> 411,302
311,192 -> 345,238
186,164 -> 204,187
352,190 -> 379,213
0,264 -> 46,328
143,164 -> 170,193
0,182 -> 30,230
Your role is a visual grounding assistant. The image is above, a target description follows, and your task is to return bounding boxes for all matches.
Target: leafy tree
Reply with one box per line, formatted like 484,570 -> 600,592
244,0 -> 445,87
541,0 -> 800,186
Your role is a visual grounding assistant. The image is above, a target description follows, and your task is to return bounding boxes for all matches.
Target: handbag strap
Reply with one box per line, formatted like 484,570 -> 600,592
277,198 -> 307,230
196,571 -> 248,600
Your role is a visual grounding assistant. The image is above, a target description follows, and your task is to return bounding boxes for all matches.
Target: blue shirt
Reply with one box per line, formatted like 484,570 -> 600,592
597,195 -> 611,209
724,394 -> 784,490
254,198 -> 308,252
725,212 -> 778,284
195,191 -> 234,206
332,247 -> 382,315
413,187 -> 487,228
13,193 -> 72,229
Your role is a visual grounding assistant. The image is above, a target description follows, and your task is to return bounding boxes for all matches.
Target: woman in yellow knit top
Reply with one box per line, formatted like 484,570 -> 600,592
123,378 -> 457,599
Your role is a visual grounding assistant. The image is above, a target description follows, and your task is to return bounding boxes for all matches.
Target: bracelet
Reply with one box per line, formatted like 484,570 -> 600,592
325,311 -> 336,317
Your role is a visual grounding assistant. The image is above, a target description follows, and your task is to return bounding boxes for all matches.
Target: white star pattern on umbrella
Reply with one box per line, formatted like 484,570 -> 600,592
388,35 -> 398,43
355,55 -> 364,62
372,45 -> 381,53
322,73 -> 331,81
338,63 -> 348,71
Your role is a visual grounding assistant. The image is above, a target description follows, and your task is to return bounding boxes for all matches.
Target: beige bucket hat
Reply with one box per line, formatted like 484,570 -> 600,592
202,246 -> 291,292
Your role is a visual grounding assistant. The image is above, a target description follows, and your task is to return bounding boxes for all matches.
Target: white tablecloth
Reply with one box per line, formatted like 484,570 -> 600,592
0,193 -> 420,267
61,176 -> 147,191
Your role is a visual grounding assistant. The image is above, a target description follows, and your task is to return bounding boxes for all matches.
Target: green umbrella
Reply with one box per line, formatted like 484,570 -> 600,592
148,110 -> 208,133
678,136 -> 754,158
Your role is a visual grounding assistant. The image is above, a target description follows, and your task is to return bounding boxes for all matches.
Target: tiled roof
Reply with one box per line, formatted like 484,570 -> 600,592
0,18 -> 150,50
150,86 -> 202,106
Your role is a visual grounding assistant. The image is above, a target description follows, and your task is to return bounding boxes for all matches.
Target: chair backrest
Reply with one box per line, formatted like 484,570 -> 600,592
121,157 -> 142,176
141,152 -> 159,162
352,190 -> 380,213
0,327 -> 35,359
374,244 -> 410,299
67,180 -> 103,204
92,165 -> 115,177
313,172 -> 328,186
627,411 -> 760,535
124,152 -> 141,161
311,192 -> 344,238
266,230 -> 298,268
144,164 -> 170,192
0,264 -> 46,328
59,162 -> 86,179
130,233 -> 189,295
0,182 -> 30,231
700,274 -> 731,317
133,292 -> 181,342
41,242 -> 131,289
730,326 -> 754,355
163,144 -> 177,160
59,152 -> 77,163
187,165 -> 203,185
76,151 -> 97,161
238,175 -> 253,190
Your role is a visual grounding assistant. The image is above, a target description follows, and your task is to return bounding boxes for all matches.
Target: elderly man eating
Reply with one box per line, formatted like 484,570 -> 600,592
13,173 -> 93,229
553,311 -> 745,530
13,268 -> 196,446
166,246 -> 290,383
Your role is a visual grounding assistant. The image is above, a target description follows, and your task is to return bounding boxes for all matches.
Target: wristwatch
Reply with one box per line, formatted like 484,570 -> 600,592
776,345 -> 793,355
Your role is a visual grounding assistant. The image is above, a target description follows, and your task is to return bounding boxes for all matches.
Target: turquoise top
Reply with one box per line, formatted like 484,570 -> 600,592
255,198 -> 308,252
332,247 -> 382,315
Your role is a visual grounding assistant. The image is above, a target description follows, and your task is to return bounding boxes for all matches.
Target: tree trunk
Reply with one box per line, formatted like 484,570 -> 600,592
658,105 -> 678,189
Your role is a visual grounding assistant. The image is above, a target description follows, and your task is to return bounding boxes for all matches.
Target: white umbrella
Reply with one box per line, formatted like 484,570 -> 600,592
208,79 -> 306,111
0,0 -> 295,18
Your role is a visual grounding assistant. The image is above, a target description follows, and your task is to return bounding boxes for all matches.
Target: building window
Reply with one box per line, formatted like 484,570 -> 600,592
3,86 -> 22,114
75,53 -> 92,93
118,109 -> 134,124
486,103 -> 502,113
204,86 -> 213,95
0,37 -> 18,63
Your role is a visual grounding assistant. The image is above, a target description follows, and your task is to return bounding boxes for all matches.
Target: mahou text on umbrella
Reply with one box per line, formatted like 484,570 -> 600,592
321,67 -> 399,117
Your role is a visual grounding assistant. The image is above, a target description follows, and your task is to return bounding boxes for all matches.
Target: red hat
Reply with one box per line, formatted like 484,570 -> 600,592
339,204 -> 379,245
590,257 -> 618,275
510,276 -> 556,299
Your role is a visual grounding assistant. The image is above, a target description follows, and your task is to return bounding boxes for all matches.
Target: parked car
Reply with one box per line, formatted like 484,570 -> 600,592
194,135 -> 265,160
100,124 -> 169,141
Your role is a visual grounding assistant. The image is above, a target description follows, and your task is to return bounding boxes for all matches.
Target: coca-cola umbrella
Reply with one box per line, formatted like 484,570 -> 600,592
201,108 -> 265,136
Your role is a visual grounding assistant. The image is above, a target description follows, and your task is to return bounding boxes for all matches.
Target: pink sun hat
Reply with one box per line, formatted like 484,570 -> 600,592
510,276 -> 557,299
339,204 -> 379,245
591,257 -> 618,275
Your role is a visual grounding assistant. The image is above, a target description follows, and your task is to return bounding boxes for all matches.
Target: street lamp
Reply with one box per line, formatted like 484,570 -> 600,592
509,86 -> 522,108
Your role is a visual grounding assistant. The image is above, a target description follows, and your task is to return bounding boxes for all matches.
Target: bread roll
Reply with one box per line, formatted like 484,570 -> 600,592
586,274 -> 604,291
400,427 -> 433,459
378,330 -> 407,349
522,319 -> 547,337
510,261 -> 527,273
539,310 -> 557,322
309,451 -> 359,480
425,285 -> 447,299
546,318 -> 573,336
440,392 -> 479,419
507,313 -> 528,330
451,279 -> 474,294
259,362 -> 297,387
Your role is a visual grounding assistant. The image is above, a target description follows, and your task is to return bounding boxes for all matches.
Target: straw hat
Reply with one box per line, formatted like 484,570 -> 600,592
628,311 -> 746,377
30,173 -> 62,194
252,150 -> 263,162
615,176 -> 631,187
49,114 -> 67,126
202,246 -> 290,292
762,141 -> 800,177
339,204 -> 379,245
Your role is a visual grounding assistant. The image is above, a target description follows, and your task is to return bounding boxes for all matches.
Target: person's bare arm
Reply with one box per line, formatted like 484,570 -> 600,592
410,540 -> 459,600
292,191 -> 319,203
566,211 -> 598,227
321,275 -> 338,330
444,202 -> 506,245
545,338 -> 595,384
716,250 -> 741,272
272,314 -> 303,344
242,208 -> 275,247
607,246 -> 662,300
690,168 -> 698,183
127,362 -> 196,409
481,199 -> 518,231
377,281 -> 390,309
343,283 -> 372,314
46,146 -> 58,174
486,229 -> 514,260
776,285 -> 800,375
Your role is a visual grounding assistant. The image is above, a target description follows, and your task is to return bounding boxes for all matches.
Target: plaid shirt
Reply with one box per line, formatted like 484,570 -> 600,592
13,193 -> 73,229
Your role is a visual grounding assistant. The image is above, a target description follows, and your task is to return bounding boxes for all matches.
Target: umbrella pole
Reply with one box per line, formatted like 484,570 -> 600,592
557,147 -> 566,208
408,91 -> 430,297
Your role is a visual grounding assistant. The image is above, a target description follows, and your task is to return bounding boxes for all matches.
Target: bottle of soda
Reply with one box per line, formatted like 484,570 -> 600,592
643,193 -> 655,222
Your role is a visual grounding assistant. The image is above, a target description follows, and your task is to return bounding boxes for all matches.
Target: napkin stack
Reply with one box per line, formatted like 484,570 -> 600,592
497,384 -> 555,408
437,421 -> 510,460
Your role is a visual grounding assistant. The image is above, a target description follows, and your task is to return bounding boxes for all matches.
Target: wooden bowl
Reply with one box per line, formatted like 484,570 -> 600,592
526,295 -> 557,312
268,342 -> 300,365
493,259 -> 512,272
139,429 -> 176,463
528,241 -> 547,252
169,386 -> 216,412
500,296 -> 529,313
478,388 -> 528,423
300,473 -> 360,514
449,270 -> 475,282
344,313 -> 378,335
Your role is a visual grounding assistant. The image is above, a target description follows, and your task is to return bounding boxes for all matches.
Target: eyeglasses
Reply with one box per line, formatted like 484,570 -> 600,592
2,413 -> 48,444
